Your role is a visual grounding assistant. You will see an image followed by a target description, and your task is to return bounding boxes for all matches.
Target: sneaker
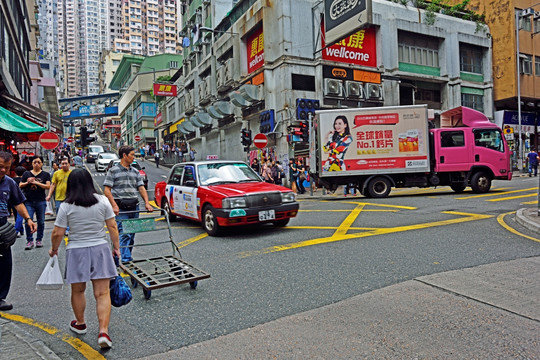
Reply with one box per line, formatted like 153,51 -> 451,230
35,241 -> 43,248
0,299 -> 13,311
69,320 -> 87,334
16,232 -> 23,238
98,333 -> 112,348
24,241 -> 34,250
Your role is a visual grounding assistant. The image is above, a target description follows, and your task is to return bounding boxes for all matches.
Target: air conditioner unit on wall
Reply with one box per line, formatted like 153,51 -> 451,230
365,83 -> 383,101
216,65 -> 226,88
204,76 -> 212,98
224,58 -> 234,82
198,81 -> 206,101
324,78 -> 343,97
345,81 -> 365,99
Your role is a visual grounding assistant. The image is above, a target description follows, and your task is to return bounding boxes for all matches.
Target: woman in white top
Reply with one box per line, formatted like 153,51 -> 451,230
49,168 -> 120,349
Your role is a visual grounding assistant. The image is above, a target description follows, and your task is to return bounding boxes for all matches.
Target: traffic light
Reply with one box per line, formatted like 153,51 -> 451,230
80,126 -> 88,147
241,128 -> 252,147
299,121 -> 309,142
296,98 -> 320,120
259,110 -> 275,134
80,126 -> 96,147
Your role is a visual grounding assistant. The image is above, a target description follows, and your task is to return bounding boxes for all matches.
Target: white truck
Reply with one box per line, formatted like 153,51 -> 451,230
309,105 -> 513,198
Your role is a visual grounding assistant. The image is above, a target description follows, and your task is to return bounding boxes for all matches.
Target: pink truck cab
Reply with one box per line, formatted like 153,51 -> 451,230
430,106 -> 512,193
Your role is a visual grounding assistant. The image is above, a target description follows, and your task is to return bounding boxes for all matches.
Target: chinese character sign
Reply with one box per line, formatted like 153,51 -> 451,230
153,84 -> 178,97
247,27 -> 264,74
322,26 -> 376,68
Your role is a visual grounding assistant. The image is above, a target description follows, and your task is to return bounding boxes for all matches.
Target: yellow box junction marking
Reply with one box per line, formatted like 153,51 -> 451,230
238,203 -> 492,258
0,312 -> 105,359
456,187 -> 537,200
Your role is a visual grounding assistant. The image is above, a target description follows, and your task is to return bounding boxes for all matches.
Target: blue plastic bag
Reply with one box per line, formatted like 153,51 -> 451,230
110,257 -> 132,307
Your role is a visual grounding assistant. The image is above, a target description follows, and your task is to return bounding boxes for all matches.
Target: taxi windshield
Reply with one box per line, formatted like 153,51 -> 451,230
198,163 -> 260,186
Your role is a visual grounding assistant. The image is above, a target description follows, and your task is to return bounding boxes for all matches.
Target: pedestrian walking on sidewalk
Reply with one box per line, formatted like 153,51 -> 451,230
12,166 -> 26,238
527,148 -> 539,177
46,158 -> 71,235
154,151 -> 160,168
19,156 -> 50,249
103,146 -> 154,263
48,168 -> 120,349
0,151 -> 37,311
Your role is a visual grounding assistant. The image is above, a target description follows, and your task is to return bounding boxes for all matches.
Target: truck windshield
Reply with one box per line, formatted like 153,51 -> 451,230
473,129 -> 504,152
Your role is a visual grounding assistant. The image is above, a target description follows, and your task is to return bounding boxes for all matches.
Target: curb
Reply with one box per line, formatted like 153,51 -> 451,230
515,208 -> 540,234
0,318 -> 62,360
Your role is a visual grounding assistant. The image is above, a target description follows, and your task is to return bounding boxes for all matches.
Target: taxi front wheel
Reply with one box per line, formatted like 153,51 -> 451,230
202,205 -> 221,236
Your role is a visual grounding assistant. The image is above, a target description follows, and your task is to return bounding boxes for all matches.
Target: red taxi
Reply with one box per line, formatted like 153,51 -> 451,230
154,161 -> 299,236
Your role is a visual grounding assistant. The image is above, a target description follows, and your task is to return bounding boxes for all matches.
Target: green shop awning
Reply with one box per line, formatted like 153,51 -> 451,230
0,106 -> 47,133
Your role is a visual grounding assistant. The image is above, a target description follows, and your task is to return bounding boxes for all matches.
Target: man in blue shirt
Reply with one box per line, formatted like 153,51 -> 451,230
0,151 -> 37,310
527,148 -> 539,177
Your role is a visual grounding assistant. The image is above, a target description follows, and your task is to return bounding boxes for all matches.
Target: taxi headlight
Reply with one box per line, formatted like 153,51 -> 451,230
222,197 -> 246,209
281,192 -> 296,203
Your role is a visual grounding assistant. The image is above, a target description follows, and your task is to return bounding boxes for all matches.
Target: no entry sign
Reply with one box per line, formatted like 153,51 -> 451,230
253,133 -> 268,149
39,131 -> 60,150
134,135 -> 141,142
67,137 -> 74,143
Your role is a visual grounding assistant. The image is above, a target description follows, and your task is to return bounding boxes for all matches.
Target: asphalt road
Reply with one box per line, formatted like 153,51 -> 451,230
4,164 -> 540,359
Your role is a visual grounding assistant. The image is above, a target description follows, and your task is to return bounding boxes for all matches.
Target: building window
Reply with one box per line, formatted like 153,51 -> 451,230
460,45 -> 483,74
521,54 -> 533,74
519,10 -> 532,31
461,93 -> 484,112
398,31 -> 439,67
535,56 -> 540,76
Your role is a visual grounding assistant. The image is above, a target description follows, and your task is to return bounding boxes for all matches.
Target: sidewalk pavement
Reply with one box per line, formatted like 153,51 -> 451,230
3,168 -> 540,357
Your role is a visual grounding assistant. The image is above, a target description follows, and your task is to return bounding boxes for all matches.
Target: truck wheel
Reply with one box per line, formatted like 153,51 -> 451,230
162,199 -> 177,222
470,172 -> 491,193
202,205 -> 221,236
450,183 -> 466,193
367,177 -> 391,198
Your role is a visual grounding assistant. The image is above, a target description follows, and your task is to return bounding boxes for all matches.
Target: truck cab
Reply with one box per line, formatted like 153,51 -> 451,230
431,107 -> 512,192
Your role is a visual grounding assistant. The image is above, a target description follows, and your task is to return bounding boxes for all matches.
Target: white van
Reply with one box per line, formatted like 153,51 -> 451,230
87,145 -> 105,163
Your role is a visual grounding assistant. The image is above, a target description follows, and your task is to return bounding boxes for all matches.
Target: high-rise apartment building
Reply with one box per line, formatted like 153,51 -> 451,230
56,0 -> 111,97
114,0 -> 179,56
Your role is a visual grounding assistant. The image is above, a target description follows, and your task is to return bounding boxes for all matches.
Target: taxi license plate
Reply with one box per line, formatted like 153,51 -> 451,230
258,210 -> 275,221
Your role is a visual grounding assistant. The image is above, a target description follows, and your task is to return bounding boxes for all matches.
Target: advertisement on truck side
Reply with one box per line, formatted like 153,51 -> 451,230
318,106 -> 430,175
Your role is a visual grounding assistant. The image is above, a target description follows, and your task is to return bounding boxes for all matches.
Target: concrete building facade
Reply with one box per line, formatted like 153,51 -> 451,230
160,0 -> 493,165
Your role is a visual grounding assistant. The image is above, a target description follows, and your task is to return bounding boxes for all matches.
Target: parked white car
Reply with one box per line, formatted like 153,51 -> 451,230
95,152 -> 119,172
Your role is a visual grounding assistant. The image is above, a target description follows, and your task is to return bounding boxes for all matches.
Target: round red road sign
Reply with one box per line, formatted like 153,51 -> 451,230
39,131 -> 60,150
67,137 -> 74,143
134,135 -> 141,142
253,133 -> 268,149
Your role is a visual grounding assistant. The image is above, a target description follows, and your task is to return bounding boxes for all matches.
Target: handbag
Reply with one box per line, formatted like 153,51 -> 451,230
45,201 -> 54,216
116,198 -> 138,211
36,255 -> 64,290
110,256 -> 132,307
0,221 -> 17,250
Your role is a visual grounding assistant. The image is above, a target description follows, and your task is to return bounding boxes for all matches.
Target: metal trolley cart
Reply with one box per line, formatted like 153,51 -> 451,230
118,209 -> 210,299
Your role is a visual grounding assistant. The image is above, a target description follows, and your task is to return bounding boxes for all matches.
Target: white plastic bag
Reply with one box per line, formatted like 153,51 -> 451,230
36,255 -> 64,290
45,201 -> 54,216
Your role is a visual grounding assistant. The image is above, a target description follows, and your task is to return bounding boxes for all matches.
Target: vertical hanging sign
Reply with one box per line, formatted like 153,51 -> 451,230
247,26 -> 264,74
